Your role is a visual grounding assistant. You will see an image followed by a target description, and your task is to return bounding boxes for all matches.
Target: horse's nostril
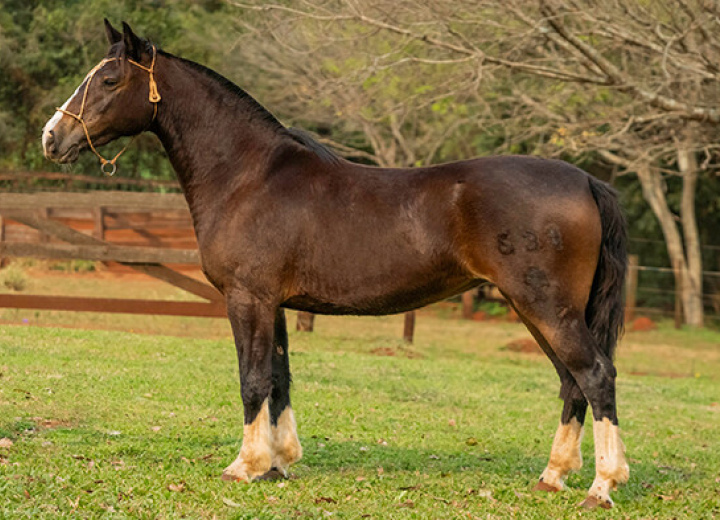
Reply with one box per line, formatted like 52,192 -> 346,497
45,131 -> 56,151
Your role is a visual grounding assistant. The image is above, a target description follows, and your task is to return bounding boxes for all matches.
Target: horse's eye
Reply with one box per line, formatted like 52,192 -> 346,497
103,78 -> 118,87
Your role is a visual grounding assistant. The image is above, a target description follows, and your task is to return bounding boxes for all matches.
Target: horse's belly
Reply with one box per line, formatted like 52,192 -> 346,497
283,261 -> 477,316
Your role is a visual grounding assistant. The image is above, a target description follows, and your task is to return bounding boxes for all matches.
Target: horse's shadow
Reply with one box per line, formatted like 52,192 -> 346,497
292,438 -> 671,504
55,428 -> 665,502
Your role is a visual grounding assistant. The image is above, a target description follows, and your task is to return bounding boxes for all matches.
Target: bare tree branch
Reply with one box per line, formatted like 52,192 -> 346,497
540,1 -> 720,123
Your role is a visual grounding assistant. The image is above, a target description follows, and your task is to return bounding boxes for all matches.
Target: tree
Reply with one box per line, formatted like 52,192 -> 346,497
0,1 -> 237,179
233,0 -> 720,326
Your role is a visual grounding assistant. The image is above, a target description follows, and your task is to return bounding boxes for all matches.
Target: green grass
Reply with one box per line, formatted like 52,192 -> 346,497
1,314 -> 719,519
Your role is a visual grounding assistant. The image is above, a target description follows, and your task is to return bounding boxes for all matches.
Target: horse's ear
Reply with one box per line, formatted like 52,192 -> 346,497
121,21 -> 142,60
104,19 -> 122,45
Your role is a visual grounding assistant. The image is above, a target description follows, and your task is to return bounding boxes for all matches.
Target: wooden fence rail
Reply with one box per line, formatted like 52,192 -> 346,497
0,191 -> 225,318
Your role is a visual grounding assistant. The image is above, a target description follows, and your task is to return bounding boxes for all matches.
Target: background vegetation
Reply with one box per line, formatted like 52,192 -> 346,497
2,1 -> 720,326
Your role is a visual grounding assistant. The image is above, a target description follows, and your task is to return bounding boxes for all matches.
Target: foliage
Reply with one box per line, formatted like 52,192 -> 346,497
3,2 -> 720,322
48,259 -> 97,273
0,1 -> 236,179
477,301 -> 508,318
0,262 -> 29,292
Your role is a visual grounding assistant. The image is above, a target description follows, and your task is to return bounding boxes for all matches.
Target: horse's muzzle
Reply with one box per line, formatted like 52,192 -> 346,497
42,127 -> 80,164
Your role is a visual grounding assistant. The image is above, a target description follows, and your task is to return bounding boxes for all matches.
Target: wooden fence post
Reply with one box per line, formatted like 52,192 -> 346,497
462,290 -> 474,320
92,207 -> 105,240
37,208 -> 49,243
674,265 -> 683,329
625,255 -> 638,322
0,215 -> 6,268
296,311 -> 315,332
403,311 -> 415,343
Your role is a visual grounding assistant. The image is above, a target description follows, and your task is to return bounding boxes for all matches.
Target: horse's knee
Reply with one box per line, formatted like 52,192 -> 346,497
241,375 -> 273,424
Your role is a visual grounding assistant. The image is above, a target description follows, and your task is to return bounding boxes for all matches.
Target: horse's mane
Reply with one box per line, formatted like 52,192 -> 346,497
156,48 -> 342,165
157,48 -> 284,130
284,128 -> 343,165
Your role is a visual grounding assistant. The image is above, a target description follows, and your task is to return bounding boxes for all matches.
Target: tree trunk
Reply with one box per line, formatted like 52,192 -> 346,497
677,146 -> 704,327
635,164 -> 702,326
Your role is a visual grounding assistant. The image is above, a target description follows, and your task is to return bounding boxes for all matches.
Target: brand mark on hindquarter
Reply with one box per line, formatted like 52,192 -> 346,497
524,266 -> 549,303
546,225 -> 564,251
497,231 -> 515,255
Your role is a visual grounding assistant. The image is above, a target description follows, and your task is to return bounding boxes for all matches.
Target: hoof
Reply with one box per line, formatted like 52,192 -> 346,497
255,467 -> 287,481
221,471 -> 249,483
580,495 -> 613,509
533,480 -> 561,493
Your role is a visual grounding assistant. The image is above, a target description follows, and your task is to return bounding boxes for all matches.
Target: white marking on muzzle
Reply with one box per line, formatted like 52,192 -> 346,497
42,81 -> 85,154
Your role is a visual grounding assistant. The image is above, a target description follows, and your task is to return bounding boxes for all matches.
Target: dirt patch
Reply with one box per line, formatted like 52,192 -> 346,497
370,347 -> 397,357
505,309 -> 521,323
31,417 -> 74,430
370,346 -> 424,359
503,338 -> 543,355
630,316 -> 656,332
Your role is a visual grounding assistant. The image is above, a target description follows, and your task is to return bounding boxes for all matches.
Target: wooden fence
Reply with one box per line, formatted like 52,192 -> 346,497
0,191 -> 225,318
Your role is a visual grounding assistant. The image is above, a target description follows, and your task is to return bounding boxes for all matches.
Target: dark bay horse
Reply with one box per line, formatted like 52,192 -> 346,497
42,21 -> 629,508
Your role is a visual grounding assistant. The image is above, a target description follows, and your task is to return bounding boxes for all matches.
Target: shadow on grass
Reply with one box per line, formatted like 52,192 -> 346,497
34,426 -> 543,476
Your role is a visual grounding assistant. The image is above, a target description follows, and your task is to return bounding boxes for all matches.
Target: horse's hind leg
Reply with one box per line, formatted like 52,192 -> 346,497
536,372 -> 587,492
512,298 -> 628,507
509,306 -> 586,492
550,319 -> 628,508
267,310 -> 302,479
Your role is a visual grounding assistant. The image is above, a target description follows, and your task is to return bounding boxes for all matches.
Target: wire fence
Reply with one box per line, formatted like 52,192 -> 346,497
626,239 -> 720,328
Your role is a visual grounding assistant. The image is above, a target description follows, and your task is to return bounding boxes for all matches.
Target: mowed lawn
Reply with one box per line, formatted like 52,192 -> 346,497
0,312 -> 719,519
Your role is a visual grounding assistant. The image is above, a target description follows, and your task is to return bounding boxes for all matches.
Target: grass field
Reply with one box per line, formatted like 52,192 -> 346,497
1,270 -> 719,518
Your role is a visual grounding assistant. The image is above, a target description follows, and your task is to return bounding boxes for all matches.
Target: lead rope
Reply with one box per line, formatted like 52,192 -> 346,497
56,45 -> 161,176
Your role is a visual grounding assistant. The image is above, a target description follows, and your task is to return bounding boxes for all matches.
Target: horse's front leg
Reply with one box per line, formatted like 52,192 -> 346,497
221,290 -> 276,482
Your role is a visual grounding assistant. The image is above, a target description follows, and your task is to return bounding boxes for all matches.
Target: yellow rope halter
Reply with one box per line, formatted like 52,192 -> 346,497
56,45 -> 161,176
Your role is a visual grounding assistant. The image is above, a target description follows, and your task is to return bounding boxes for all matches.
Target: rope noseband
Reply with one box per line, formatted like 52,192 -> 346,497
56,45 -> 161,176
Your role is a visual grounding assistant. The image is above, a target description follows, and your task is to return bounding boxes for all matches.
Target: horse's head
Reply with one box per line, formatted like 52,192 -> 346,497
42,20 -> 159,170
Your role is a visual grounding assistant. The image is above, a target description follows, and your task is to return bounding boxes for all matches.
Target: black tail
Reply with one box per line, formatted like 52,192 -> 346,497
586,176 -> 627,359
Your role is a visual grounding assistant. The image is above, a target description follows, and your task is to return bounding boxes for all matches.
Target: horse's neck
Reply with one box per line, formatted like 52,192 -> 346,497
152,54 -> 283,226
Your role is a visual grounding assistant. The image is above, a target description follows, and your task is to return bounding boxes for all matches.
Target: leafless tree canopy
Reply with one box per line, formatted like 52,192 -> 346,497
232,0 -> 720,326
